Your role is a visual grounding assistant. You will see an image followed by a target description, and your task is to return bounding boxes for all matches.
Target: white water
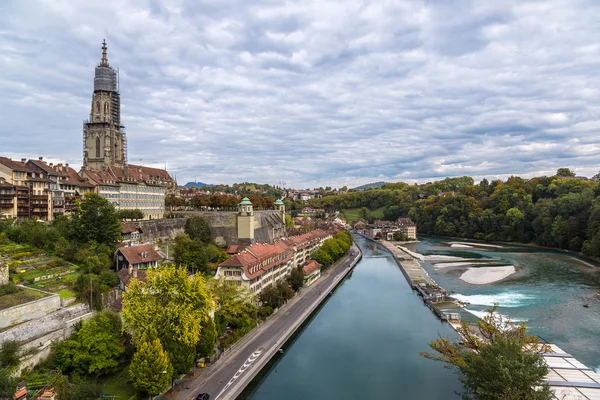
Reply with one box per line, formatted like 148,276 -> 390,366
464,308 -> 528,322
451,291 -> 536,308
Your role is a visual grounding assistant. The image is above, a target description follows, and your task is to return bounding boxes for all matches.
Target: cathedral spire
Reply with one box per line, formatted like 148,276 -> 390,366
100,39 -> 108,66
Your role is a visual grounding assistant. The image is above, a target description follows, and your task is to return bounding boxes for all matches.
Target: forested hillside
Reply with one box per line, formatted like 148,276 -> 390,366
310,169 -> 600,258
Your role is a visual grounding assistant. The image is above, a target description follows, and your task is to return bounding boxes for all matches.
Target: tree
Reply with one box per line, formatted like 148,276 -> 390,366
0,368 -> 17,397
173,234 -> 210,274
122,264 -> 213,375
129,328 -> 172,395
0,340 -> 20,371
196,317 -> 218,358
285,215 -> 295,229
53,312 -> 124,376
185,216 -> 212,244
288,267 -> 304,292
421,305 -> 552,400
69,193 -> 121,246
556,168 -> 576,177
359,206 -> 370,220
210,277 -> 257,334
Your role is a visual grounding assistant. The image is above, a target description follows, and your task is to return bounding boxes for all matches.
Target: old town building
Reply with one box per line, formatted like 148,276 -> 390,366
215,229 -> 332,295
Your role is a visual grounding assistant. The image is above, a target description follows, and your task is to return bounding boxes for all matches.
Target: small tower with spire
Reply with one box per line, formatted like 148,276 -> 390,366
100,39 -> 109,66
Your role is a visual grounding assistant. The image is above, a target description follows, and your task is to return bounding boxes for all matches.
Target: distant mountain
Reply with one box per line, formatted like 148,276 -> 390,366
184,182 -> 214,188
352,181 -> 387,191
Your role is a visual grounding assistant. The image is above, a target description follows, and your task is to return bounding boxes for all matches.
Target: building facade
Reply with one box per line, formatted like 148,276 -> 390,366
215,229 -> 332,296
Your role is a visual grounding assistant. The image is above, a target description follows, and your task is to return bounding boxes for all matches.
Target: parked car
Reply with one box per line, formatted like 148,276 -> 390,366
196,394 -> 210,400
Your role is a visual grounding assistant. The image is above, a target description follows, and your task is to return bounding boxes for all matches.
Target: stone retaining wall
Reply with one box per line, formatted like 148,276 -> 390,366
138,218 -> 186,242
0,291 -> 61,329
0,303 -> 90,344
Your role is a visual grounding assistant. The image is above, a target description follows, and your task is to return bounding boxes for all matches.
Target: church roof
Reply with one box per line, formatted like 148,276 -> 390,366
239,197 -> 252,205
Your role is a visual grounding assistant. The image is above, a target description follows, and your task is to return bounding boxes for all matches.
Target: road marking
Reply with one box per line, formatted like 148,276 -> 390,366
214,347 -> 263,400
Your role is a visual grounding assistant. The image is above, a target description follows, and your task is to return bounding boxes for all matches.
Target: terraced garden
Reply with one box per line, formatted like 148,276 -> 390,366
0,242 -> 80,302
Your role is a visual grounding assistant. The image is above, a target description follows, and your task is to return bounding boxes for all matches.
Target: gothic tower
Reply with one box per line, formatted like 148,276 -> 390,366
83,40 -> 127,170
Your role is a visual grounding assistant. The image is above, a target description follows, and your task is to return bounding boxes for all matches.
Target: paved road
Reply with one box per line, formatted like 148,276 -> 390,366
174,244 -> 361,400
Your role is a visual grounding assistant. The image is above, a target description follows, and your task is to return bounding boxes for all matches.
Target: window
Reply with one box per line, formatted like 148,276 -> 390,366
95,137 -> 100,158
96,101 -> 100,113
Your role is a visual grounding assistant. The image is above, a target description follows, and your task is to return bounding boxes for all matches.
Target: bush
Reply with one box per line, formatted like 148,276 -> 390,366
0,283 -> 20,296
0,340 -> 20,370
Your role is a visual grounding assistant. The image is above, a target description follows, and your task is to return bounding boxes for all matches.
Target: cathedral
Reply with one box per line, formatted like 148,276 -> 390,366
79,40 -> 176,219
82,40 -> 126,170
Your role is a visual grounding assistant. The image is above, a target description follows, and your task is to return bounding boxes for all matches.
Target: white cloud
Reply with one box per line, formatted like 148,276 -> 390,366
1,0 -> 600,188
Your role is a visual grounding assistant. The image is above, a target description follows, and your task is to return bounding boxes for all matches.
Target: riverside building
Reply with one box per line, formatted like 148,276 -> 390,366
216,229 -> 332,295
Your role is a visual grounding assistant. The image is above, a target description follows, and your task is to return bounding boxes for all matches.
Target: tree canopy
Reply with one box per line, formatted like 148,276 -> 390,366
69,193 -> 121,246
421,306 -> 552,400
185,216 -> 212,244
51,311 -> 124,376
122,264 -> 213,374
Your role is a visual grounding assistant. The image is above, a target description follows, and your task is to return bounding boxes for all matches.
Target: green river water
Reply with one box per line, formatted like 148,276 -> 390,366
241,235 -> 462,399
241,235 -> 600,399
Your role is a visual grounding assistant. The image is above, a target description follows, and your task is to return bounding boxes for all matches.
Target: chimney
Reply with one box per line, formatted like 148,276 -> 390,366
65,163 -> 69,168
21,158 -> 26,163
39,157 -> 43,161
128,265 -> 133,275
49,163 -> 53,167
132,268 -> 138,278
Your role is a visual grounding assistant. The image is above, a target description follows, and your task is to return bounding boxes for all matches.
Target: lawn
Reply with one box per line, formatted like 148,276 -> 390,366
341,206 -> 387,222
0,287 -> 49,310
101,366 -> 137,399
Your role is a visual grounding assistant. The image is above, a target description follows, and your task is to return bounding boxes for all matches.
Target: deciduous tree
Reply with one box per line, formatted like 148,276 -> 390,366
69,193 -> 121,246
122,264 -> 213,374
53,312 -> 124,376
421,305 -> 552,400
185,216 -> 212,244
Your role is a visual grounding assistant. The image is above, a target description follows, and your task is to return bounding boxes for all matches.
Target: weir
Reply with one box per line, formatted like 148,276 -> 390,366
370,235 -> 600,400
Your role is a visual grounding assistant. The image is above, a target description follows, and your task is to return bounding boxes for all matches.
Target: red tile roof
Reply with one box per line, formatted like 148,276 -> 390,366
28,159 -> 58,175
303,260 -> 321,275
226,244 -> 245,255
117,244 -> 163,266
53,164 -> 95,188
219,229 -> 331,279
0,157 -> 34,173
117,268 -> 148,286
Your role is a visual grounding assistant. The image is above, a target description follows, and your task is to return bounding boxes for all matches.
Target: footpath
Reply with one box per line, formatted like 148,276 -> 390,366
170,243 -> 362,400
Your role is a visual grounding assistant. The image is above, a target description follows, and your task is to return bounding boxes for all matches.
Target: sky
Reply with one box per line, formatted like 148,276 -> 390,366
2,0 -> 600,189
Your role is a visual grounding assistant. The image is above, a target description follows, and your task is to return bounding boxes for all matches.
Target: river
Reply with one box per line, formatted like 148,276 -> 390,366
240,235 -> 462,400
408,236 -> 600,374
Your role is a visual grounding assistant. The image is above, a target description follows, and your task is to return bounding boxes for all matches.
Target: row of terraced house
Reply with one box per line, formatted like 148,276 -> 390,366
0,156 -> 174,221
215,229 -> 333,296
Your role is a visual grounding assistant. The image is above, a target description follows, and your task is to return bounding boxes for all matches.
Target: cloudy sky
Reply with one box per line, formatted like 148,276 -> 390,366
2,0 -> 600,188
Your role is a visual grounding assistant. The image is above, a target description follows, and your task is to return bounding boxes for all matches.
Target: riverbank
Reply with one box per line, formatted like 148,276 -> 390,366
174,243 -> 362,400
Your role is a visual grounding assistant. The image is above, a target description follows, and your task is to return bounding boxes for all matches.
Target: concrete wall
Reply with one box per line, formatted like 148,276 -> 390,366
0,291 -> 61,329
0,303 -> 90,345
137,218 -> 186,242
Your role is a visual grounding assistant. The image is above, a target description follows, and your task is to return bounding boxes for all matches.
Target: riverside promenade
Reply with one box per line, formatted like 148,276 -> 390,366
172,242 -> 362,400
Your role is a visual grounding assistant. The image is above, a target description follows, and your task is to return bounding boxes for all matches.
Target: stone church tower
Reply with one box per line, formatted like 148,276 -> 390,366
82,40 -> 126,170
